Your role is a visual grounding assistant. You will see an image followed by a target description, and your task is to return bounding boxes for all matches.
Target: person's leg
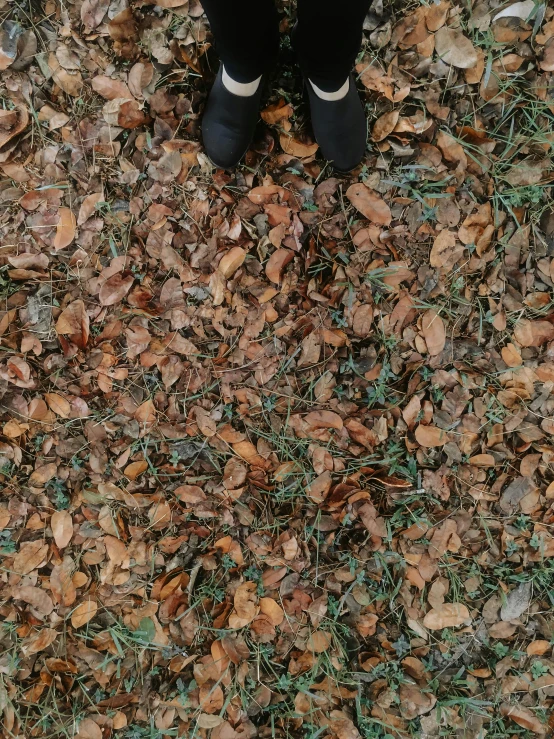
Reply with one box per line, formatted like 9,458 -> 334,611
201,0 -> 279,84
201,0 -> 279,168
295,0 -> 370,92
293,0 -> 370,171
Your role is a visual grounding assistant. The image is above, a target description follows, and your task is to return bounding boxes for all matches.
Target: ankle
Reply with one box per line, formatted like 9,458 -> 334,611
222,66 -> 262,97
309,77 -> 350,101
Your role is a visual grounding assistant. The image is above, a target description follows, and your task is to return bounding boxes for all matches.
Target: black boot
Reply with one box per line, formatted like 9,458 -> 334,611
202,66 -> 264,169
305,74 -> 367,173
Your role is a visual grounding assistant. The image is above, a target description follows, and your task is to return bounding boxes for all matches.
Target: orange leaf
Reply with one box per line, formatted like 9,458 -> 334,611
55,299 -> 89,348
124,460 -> 148,480
421,309 -> 446,356
45,392 -> 71,418
266,248 -> 294,284
346,183 -> 391,225
219,246 -> 246,278
51,510 -> 73,549
53,207 -> 76,250
415,425 -> 448,447
259,597 -> 284,626
279,133 -> 318,158
422,603 -> 470,630
71,600 -> 98,628
372,110 -> 400,142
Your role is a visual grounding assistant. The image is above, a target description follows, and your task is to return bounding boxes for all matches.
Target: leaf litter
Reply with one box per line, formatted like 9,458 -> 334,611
0,0 -> 554,737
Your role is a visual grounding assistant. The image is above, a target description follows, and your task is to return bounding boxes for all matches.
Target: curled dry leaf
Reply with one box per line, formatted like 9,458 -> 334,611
261,99 -> 293,125
279,134 -> 318,158
346,183 -> 392,225
229,581 -> 259,628
0,105 -> 29,149
266,248 -> 294,284
219,247 -> 246,278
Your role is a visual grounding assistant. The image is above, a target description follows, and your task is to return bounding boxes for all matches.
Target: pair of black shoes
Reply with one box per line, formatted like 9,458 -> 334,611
202,67 -> 367,173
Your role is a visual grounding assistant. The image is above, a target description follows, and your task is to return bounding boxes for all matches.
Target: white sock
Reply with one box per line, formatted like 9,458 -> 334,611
309,78 -> 350,101
222,65 -> 262,97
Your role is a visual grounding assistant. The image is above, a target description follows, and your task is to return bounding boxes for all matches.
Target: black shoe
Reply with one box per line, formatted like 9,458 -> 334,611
305,74 -> 367,173
201,66 -> 264,169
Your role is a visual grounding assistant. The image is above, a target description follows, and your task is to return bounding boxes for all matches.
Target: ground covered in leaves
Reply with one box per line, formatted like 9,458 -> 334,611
1,0 -> 554,736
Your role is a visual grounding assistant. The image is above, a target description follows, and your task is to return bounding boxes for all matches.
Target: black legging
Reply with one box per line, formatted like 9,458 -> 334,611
201,0 -> 370,92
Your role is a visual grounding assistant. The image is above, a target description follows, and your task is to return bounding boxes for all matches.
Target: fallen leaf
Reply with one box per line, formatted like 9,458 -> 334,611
266,248 -> 294,284
53,208 -> 76,250
415,425 -> 448,447
219,247 -> 246,278
91,74 -> 133,100
99,273 -> 134,306
77,192 -> 104,225
229,581 -> 259,628
259,597 -> 284,626
71,600 -> 98,628
13,585 -> 54,615
372,110 -> 400,142
346,183 -> 392,225
500,581 -> 532,621
430,229 -> 464,270
494,0 -> 535,21
513,319 -> 554,347
423,603 -> 470,629
51,510 -> 73,549
279,134 -> 318,158
81,0 -> 110,30
13,540 -> 48,575
55,300 -> 89,348
21,628 -> 58,656
421,309 -> 446,356
500,704 -> 546,735
435,27 -> 478,69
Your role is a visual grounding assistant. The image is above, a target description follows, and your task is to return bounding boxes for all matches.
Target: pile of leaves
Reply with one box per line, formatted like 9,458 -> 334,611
1,0 -> 554,737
